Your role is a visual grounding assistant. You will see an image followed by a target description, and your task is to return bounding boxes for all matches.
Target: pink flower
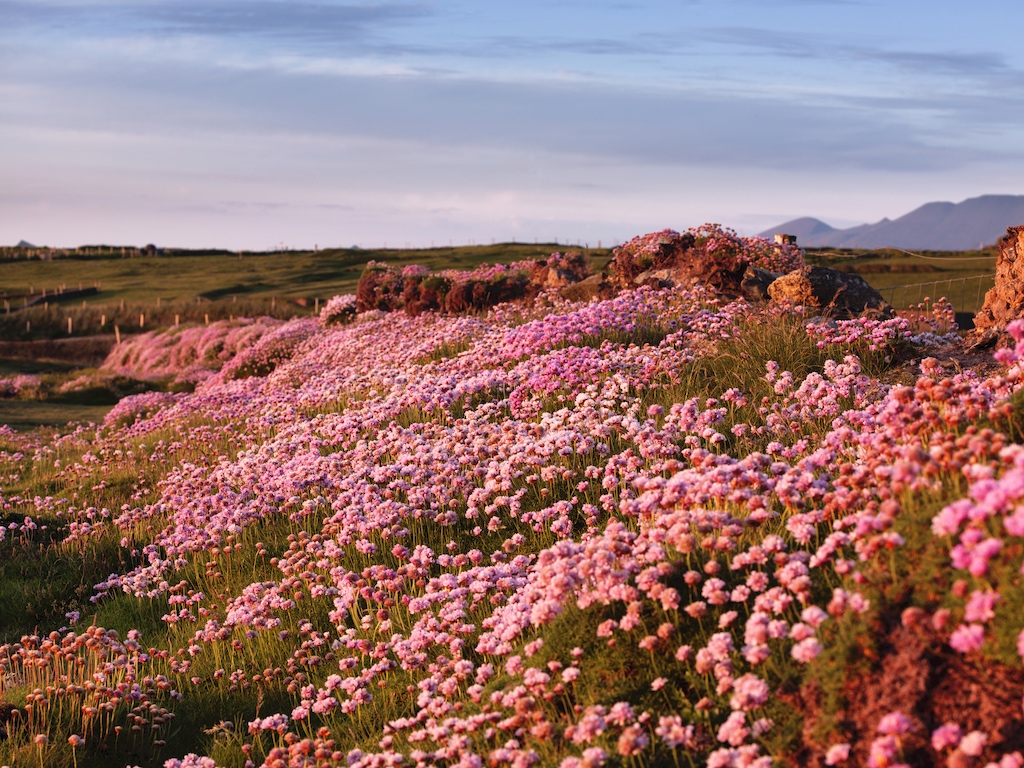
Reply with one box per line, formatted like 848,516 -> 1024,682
877,711 -> 913,735
717,711 -> 749,746
825,743 -> 851,765
867,735 -> 900,768
964,590 -> 1000,623
931,723 -> 962,751
656,716 -> 695,748
729,674 -> 769,711
791,637 -> 823,663
959,730 -> 987,757
949,623 -> 986,653
616,725 -> 649,756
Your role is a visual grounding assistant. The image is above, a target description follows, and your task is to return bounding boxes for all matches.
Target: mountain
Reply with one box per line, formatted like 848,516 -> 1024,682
759,194 -> 1024,250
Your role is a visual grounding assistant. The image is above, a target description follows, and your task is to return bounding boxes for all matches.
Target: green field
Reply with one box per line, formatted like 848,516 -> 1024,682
0,243 -> 613,340
1,242 -> 610,304
806,246 -> 998,313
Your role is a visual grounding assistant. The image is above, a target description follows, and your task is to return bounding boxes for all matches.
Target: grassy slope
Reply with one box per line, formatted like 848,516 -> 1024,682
0,285 -> 1021,767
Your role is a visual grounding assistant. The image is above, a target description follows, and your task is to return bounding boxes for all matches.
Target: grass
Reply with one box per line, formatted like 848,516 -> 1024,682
805,246 -> 998,314
0,400 -> 114,431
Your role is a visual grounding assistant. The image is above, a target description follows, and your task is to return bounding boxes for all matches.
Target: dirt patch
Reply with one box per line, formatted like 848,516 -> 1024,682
787,621 -> 1024,767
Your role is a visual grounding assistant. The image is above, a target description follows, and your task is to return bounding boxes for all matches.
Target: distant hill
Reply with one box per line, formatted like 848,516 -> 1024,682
760,194 -> 1024,250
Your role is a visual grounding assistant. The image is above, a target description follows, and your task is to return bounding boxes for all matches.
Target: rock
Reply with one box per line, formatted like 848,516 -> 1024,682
559,274 -> 605,302
606,229 -> 749,294
741,267 -> 780,301
633,269 -> 674,288
606,230 -> 694,289
544,267 -> 576,290
768,266 -> 892,318
972,225 -> 1024,334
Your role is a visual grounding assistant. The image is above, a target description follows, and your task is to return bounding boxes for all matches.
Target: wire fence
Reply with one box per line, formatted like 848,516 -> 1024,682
882,273 -> 995,316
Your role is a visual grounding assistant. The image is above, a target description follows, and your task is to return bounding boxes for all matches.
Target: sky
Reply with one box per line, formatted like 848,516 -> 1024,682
2,0 -> 1024,250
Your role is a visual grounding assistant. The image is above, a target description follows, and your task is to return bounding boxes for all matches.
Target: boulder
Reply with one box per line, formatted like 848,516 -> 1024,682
972,226 -> 1024,334
543,267 -> 577,290
768,265 -> 892,318
559,274 -> 605,302
741,267 -> 780,301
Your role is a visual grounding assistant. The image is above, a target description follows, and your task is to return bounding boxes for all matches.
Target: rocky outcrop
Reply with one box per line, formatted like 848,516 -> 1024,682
767,266 -> 892,318
605,229 -> 749,294
355,252 -> 592,316
973,226 -> 1024,334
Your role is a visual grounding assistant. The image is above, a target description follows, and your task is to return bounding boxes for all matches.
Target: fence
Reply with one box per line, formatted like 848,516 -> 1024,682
881,273 -> 995,317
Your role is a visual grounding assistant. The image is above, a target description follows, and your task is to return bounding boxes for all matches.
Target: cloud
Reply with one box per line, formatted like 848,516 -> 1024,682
700,25 -> 1014,82
140,1 -> 430,45
5,48 -> 1006,176
853,48 -> 1008,78
0,1 -> 431,50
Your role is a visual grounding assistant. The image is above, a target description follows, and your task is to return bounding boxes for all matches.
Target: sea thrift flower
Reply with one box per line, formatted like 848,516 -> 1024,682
617,725 -> 649,756
950,623 -> 986,653
931,723 -> 962,751
825,743 -> 851,765
877,711 -> 913,735
791,637 -> 823,663
960,731 -> 987,757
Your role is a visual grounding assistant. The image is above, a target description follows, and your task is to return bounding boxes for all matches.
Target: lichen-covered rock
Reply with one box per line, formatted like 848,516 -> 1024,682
973,226 -> 1024,334
768,265 -> 892,318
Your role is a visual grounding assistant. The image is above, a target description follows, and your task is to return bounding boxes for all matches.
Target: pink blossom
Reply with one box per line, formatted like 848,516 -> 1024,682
949,623 -> 986,653
825,743 -> 851,765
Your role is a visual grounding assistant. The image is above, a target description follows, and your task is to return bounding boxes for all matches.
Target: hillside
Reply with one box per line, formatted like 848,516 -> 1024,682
761,194 -> 1024,250
0,233 -> 1023,767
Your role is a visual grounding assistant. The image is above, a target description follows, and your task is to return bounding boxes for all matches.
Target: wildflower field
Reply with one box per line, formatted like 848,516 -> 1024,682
2,230 -> 1024,768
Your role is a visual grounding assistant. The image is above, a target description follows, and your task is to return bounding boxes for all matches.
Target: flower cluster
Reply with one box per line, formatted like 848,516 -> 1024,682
4,249 -> 1024,768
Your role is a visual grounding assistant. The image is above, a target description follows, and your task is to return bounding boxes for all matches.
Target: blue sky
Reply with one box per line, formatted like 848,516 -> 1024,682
2,0 -> 1023,249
